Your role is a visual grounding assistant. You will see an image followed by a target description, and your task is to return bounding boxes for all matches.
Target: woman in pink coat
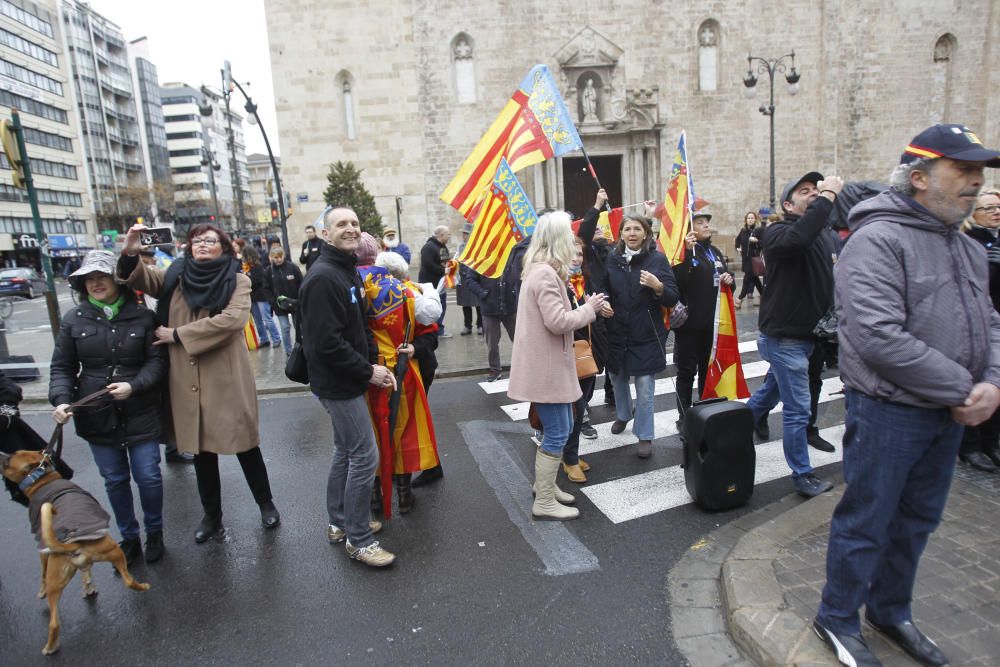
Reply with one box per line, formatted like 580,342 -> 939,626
507,212 -> 606,520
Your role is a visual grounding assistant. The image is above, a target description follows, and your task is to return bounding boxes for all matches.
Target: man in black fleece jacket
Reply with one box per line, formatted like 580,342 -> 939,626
746,171 -> 843,499
298,207 -> 398,568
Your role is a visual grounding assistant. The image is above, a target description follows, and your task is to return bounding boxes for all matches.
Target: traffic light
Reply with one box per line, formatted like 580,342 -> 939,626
270,200 -> 278,222
1,118 -> 26,189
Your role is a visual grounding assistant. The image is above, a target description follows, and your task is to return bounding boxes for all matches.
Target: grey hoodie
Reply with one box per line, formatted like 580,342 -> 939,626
835,190 -> 1000,408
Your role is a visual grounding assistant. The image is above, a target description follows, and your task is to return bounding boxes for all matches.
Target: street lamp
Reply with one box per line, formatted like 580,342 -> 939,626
229,77 -> 290,255
198,70 -> 247,233
199,145 -> 222,224
742,51 -> 801,210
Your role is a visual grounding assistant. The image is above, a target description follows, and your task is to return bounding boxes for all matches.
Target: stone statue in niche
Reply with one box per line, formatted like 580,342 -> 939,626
454,37 -> 473,60
699,24 -> 717,48
581,77 -> 599,123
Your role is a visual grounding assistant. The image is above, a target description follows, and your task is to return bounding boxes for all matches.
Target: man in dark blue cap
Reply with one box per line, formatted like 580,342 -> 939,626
813,124 -> 1000,667
747,169 -> 844,498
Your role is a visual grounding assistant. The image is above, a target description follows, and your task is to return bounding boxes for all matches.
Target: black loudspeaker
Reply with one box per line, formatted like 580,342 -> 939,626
682,398 -> 755,511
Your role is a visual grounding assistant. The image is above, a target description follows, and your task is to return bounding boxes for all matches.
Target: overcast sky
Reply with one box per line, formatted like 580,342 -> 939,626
88,0 -> 279,158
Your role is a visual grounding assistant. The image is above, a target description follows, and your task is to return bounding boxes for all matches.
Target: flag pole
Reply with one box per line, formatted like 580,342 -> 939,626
578,143 -> 614,214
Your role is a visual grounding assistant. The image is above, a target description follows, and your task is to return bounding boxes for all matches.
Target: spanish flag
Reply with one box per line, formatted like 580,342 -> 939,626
441,64 -> 583,219
443,260 -> 459,289
457,158 -> 537,278
656,132 -> 695,266
701,284 -> 750,400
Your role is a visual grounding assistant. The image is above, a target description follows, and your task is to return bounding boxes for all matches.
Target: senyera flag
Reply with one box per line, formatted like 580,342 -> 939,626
457,158 -> 538,278
443,260 -> 459,289
441,64 -> 583,219
701,283 -> 750,400
571,207 -> 623,241
655,132 -> 695,266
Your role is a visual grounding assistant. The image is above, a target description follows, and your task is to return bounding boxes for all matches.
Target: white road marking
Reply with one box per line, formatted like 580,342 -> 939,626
582,425 -> 846,523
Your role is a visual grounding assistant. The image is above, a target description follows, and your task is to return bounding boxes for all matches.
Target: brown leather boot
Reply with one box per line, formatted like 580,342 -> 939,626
562,462 -> 587,483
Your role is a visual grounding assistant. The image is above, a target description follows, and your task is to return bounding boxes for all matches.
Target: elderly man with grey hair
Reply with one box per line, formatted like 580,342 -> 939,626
813,124 -> 1000,667
418,225 -> 452,338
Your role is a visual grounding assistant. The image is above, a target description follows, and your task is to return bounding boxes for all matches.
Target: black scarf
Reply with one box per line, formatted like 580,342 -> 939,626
156,256 -> 240,325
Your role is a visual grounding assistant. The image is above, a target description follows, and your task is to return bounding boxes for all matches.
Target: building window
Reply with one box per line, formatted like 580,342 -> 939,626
697,19 -> 720,92
0,183 -> 82,207
336,71 -> 357,140
22,126 -> 73,152
452,33 -> 476,104
0,89 -> 68,124
934,33 -> 956,62
0,0 -> 54,38
0,153 -> 77,179
932,33 -> 957,121
0,58 -> 63,96
0,26 -> 58,67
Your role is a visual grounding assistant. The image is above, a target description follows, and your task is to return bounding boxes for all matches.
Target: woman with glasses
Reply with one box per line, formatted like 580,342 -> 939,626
958,189 -> 1000,472
118,223 -> 281,544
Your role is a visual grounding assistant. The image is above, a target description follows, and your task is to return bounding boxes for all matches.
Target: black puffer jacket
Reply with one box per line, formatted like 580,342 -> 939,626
965,225 -> 1000,314
49,298 -> 167,448
604,245 -> 679,376
673,240 -> 729,331
247,263 -> 271,303
264,260 -> 303,315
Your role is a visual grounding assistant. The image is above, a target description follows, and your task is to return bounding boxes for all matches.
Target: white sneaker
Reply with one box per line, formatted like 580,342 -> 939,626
327,520 -> 383,544
345,540 -> 396,567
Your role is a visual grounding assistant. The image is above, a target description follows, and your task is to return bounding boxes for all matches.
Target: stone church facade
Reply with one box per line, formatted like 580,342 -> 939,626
264,0 -> 999,255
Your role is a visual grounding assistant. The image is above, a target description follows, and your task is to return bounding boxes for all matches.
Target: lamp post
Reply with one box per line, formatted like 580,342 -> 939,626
227,77 -> 289,255
742,51 -> 801,211
199,145 -> 222,223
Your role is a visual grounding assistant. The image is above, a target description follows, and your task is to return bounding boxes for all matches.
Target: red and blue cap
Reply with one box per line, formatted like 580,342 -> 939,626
901,124 -> 1000,167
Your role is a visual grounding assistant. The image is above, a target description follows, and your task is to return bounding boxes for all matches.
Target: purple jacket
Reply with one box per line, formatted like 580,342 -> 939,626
835,190 -> 1000,408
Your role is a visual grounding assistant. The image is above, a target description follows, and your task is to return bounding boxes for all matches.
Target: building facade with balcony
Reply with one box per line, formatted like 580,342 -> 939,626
127,35 -> 170,223
0,0 -> 92,270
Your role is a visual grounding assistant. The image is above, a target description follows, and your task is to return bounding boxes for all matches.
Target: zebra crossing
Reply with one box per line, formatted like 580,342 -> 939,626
476,338 -> 848,524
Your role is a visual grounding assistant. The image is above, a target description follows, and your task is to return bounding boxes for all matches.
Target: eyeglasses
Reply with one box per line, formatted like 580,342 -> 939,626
190,237 -> 220,246
975,205 -> 1000,213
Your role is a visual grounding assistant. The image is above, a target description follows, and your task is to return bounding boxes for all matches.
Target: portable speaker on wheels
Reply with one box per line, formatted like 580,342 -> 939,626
682,398 -> 756,511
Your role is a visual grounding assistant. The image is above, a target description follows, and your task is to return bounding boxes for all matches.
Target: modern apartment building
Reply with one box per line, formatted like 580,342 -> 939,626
0,0 -> 92,269
161,81 -> 251,233
59,0 -> 146,230
246,151 -> 280,224
127,35 -> 170,222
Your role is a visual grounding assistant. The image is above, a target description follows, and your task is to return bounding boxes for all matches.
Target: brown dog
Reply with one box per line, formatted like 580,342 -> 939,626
0,450 -> 150,656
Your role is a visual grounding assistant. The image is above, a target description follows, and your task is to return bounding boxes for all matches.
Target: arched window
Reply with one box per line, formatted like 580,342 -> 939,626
335,71 -> 357,140
452,33 -> 476,104
931,33 -> 956,121
697,19 -> 720,92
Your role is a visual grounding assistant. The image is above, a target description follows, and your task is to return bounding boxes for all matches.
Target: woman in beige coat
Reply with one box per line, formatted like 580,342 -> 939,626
507,212 -> 605,520
119,223 -> 280,543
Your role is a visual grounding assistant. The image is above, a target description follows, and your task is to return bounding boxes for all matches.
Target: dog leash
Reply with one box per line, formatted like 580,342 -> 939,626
19,388 -> 114,493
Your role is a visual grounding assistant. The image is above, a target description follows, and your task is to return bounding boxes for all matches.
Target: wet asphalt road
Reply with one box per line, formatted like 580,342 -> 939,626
0,364 -> 845,666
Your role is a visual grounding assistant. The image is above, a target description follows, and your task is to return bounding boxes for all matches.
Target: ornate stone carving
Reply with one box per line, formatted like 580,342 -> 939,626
454,36 -> 473,60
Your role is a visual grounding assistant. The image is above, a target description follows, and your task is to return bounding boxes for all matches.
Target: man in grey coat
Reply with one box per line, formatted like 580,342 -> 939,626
813,124 -> 1000,667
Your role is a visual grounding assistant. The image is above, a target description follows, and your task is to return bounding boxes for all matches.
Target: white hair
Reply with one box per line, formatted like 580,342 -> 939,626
522,211 -> 575,281
889,158 -> 937,195
374,251 -> 409,280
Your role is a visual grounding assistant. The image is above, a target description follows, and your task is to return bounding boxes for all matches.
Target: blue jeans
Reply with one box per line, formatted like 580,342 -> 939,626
534,402 -> 574,456
817,389 -> 962,634
320,396 -> 379,548
746,334 -> 814,477
610,372 -> 655,441
253,301 -> 282,346
275,313 -> 293,355
89,441 -> 163,540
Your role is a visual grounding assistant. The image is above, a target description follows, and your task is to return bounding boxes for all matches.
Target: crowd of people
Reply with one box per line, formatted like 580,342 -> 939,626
2,122 -> 998,667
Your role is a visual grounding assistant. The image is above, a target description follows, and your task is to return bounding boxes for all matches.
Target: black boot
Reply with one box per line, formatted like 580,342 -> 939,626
259,501 -> 281,529
194,515 -> 224,544
144,532 -> 165,563
411,465 -> 443,487
396,474 -> 416,514
119,537 -> 142,567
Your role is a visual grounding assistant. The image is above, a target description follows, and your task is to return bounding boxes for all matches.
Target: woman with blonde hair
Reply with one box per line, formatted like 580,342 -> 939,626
507,212 -> 606,520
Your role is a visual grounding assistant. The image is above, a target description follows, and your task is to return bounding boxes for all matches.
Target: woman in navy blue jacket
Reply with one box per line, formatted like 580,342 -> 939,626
603,214 -> 679,459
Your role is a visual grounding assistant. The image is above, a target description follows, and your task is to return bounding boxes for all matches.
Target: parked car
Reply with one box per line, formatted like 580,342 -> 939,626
0,267 -> 47,298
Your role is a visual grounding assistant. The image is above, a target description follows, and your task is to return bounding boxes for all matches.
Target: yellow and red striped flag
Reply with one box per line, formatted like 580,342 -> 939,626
655,132 -> 695,266
701,284 -> 750,400
441,64 -> 583,219
457,158 -> 537,278
571,207 -> 624,241
443,260 -> 459,289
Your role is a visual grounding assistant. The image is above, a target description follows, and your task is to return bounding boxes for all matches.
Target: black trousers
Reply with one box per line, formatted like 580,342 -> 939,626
959,407 -> 1000,456
738,258 -> 764,299
674,326 -> 713,416
462,306 -> 482,329
194,447 -> 273,519
563,375 -> 596,465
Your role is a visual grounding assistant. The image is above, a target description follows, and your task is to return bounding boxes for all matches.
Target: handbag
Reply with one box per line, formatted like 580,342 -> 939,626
812,306 -> 838,340
284,341 -> 309,384
574,338 -> 598,379
751,256 -> 766,277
